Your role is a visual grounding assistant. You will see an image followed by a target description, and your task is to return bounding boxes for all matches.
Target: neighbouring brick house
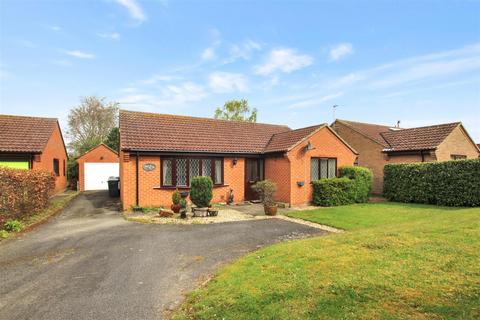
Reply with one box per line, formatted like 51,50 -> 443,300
77,144 -> 119,191
119,110 -> 357,209
332,119 -> 480,194
0,114 -> 68,192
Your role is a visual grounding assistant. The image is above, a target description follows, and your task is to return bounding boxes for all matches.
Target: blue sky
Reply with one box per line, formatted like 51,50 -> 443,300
1,0 -> 479,141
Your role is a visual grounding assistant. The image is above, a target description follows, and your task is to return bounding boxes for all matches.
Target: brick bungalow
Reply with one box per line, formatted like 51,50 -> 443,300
332,119 -> 480,194
119,110 -> 357,209
0,114 -> 68,192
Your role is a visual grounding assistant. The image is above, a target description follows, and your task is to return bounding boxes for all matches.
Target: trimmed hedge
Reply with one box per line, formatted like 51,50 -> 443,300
0,167 -> 55,224
339,166 -> 373,203
189,176 -> 213,207
383,159 -> 480,207
312,166 -> 373,206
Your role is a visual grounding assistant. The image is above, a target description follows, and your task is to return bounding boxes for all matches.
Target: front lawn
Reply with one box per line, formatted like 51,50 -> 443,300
174,203 -> 480,319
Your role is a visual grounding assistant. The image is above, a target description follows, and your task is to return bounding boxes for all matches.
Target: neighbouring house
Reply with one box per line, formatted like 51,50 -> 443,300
0,114 -> 68,192
332,119 -> 480,194
77,144 -> 119,191
119,110 -> 357,209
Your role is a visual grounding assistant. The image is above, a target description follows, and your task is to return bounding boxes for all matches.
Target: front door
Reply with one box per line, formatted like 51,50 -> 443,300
244,158 -> 264,200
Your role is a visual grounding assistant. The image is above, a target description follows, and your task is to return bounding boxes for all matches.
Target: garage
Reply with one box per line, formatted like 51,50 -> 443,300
77,144 -> 119,191
84,162 -> 119,190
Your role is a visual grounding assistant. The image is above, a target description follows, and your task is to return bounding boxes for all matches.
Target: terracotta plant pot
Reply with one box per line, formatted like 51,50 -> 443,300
171,204 -> 181,213
264,205 -> 278,216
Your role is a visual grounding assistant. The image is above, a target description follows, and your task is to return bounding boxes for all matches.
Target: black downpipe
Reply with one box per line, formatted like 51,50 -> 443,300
136,151 -> 139,207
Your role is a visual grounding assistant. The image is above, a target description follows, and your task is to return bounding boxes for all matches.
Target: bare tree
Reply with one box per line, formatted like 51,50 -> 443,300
67,96 -> 119,156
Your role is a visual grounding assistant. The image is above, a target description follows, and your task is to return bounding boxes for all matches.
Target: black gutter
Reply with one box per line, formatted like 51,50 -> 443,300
122,150 -> 268,158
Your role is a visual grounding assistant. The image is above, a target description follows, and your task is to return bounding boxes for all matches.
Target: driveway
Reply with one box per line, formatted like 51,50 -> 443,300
0,191 -> 327,320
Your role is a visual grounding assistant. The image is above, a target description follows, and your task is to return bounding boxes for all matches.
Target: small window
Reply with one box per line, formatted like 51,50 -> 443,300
53,159 -> 60,176
451,154 -> 467,160
202,159 -> 212,177
63,159 -> 66,176
310,157 -> 337,181
214,159 -> 222,184
162,159 -> 173,186
354,157 -> 359,166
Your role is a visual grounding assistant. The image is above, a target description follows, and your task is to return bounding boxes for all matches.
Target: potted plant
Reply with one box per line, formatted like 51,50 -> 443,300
179,198 -> 188,219
171,189 -> 181,213
252,180 -> 278,216
190,176 -> 213,216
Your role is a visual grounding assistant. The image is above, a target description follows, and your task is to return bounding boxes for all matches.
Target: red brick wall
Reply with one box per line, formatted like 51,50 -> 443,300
77,145 -> 119,191
120,154 -> 245,210
31,123 -> 68,193
265,156 -> 291,203
286,127 -> 357,205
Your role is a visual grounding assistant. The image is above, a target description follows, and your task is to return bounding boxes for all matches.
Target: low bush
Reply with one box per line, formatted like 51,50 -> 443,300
339,166 -> 373,203
0,167 -> 55,223
0,230 -> 9,239
172,189 -> 181,205
312,177 -> 355,206
312,166 -> 373,206
384,159 -> 480,207
190,176 -> 213,207
4,219 -> 24,232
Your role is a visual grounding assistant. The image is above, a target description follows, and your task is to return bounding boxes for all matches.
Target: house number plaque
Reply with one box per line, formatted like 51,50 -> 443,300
143,163 -> 156,171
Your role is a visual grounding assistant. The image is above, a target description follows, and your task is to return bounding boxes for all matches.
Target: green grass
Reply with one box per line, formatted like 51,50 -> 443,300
174,203 -> 480,319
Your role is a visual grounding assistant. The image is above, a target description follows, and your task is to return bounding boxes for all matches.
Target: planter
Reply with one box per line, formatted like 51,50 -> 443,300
180,191 -> 189,198
171,204 -> 181,213
264,205 -> 278,216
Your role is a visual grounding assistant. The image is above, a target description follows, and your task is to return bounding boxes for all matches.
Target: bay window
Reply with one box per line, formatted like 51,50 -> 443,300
310,157 -> 337,181
161,157 -> 223,187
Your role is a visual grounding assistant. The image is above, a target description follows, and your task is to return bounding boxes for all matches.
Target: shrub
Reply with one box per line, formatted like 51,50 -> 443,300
252,180 -> 277,206
312,177 -> 356,206
4,219 -> 24,232
0,230 -> 9,239
339,166 -> 373,203
172,189 -> 181,205
0,167 -> 55,222
384,159 -> 480,207
190,176 -> 213,207
311,166 -> 373,206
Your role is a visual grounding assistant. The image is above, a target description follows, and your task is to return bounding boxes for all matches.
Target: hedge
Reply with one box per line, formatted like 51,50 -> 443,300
0,167 -> 55,224
383,159 -> 480,207
312,166 -> 373,206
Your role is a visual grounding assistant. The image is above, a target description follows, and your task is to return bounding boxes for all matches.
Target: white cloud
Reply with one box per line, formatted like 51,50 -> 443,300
208,72 -> 249,93
115,0 -> 146,22
225,39 -> 262,63
98,32 -> 121,40
66,50 -> 95,59
288,92 -> 343,109
329,43 -> 354,61
255,48 -> 313,76
49,25 -> 62,32
142,74 -> 179,85
51,59 -> 72,67
201,47 -> 216,61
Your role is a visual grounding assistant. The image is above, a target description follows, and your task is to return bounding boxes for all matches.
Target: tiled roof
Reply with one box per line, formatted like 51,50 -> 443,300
120,110 -> 292,154
335,119 -> 393,146
0,114 -> 58,153
264,125 -> 325,153
381,122 -> 460,152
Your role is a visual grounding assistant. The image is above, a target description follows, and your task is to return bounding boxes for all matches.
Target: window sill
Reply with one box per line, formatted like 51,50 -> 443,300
154,184 -> 229,190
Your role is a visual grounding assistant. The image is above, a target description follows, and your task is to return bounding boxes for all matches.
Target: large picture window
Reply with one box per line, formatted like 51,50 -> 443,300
310,157 -> 337,181
161,157 -> 223,187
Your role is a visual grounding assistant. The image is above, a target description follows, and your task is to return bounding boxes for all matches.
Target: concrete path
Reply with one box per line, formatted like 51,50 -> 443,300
0,191 -> 327,320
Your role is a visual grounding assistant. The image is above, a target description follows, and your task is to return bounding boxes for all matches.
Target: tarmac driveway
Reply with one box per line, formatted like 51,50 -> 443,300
0,191 -> 327,320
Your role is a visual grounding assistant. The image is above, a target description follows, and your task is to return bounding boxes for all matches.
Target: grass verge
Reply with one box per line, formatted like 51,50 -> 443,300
173,203 -> 480,319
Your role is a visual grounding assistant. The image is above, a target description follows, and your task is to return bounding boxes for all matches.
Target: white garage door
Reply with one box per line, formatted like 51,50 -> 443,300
84,162 -> 119,191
